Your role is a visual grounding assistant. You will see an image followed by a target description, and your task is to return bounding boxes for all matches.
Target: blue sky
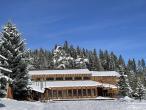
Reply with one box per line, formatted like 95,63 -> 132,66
0,0 -> 146,61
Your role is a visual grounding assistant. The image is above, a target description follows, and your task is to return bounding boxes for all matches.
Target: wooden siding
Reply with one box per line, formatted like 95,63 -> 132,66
91,76 -> 119,85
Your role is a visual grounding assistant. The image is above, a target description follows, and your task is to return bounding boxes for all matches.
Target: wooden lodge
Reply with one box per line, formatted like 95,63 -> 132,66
28,69 -> 120,100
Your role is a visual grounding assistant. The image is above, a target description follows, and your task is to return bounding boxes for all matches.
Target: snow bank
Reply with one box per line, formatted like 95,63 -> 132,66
1,98 -> 146,110
119,96 -> 134,102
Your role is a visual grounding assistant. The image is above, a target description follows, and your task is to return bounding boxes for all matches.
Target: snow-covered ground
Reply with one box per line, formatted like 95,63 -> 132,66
0,98 -> 146,110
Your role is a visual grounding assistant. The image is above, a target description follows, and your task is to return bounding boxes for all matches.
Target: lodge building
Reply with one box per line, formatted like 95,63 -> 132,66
28,69 -> 120,100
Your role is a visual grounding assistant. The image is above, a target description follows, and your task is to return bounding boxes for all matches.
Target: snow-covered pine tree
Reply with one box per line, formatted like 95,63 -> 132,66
137,59 -> 146,83
69,45 -> 77,59
75,55 -> 88,69
0,22 -> 28,100
117,55 -> 125,73
109,52 -> 117,71
99,50 -> 110,70
118,72 -> 133,97
89,49 -> 103,71
53,45 -> 74,69
134,78 -> 146,101
126,59 -> 137,93
63,41 -> 70,54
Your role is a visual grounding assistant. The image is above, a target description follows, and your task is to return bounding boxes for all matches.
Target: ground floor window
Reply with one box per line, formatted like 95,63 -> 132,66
68,90 -> 72,97
87,89 -> 91,96
78,89 -> 82,96
56,77 -> 63,80
103,90 -> 108,96
83,89 -> 86,96
53,90 -> 57,97
92,89 -> 96,96
48,90 -> 52,97
73,89 -> 77,96
63,90 -> 67,97
65,77 -> 73,80
58,90 -> 62,97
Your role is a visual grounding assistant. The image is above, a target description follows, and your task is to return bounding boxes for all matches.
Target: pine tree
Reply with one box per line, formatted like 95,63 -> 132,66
0,22 -> 28,100
109,52 -> 117,71
90,49 -> 103,71
117,55 -> 126,74
63,41 -> 70,54
75,55 -> 88,69
53,45 -> 74,69
99,50 -> 110,70
134,78 -> 146,101
118,73 -> 133,97
69,45 -> 77,59
137,59 -> 145,76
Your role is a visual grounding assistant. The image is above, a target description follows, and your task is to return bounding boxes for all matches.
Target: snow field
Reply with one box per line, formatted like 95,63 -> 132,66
1,98 -> 146,110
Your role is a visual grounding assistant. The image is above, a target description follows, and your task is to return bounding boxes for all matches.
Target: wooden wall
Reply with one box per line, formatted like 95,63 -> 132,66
91,76 -> 119,85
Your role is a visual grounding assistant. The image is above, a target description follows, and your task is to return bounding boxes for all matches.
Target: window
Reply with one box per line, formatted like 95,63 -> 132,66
83,77 -> 90,80
48,90 -> 52,97
78,89 -> 82,96
87,89 -> 91,96
73,89 -> 77,96
65,77 -> 73,80
31,79 -> 35,81
63,90 -> 67,97
68,90 -> 72,96
83,89 -> 86,96
36,78 -> 41,81
56,77 -> 63,80
58,90 -> 62,97
74,77 -> 82,80
53,90 -> 57,97
92,89 -> 96,96
46,77 -> 54,81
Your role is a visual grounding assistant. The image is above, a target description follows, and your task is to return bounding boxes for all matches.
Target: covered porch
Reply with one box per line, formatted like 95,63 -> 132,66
44,86 -> 97,99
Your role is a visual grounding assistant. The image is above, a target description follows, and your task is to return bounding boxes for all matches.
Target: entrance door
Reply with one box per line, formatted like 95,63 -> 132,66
97,87 -> 103,96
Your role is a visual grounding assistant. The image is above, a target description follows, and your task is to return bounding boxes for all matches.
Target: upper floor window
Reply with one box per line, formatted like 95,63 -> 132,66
46,77 -> 54,81
83,77 -> 90,80
65,77 -> 73,80
36,78 -> 41,81
56,77 -> 63,80
74,77 -> 82,80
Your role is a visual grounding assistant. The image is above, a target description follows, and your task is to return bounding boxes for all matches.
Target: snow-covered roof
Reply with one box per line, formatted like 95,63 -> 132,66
91,71 -> 120,77
0,66 -> 12,72
31,80 -> 117,90
29,84 -> 45,93
28,69 -> 91,76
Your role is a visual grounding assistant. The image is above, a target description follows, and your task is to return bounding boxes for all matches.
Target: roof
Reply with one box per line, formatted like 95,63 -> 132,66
91,71 -> 120,77
28,69 -> 91,76
29,84 -> 45,93
31,80 -> 117,91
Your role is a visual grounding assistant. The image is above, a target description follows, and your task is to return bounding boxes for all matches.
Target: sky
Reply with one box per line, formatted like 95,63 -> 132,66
0,0 -> 146,61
